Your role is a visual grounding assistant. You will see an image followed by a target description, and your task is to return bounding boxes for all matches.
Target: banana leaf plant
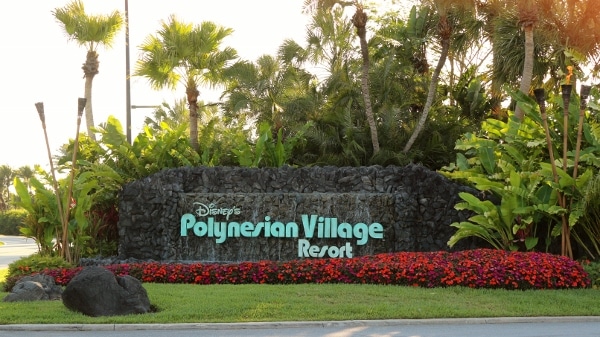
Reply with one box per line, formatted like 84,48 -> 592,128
441,88 -> 599,254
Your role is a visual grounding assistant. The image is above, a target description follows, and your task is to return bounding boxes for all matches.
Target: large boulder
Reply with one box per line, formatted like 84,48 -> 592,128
3,274 -> 63,302
61,266 -> 152,317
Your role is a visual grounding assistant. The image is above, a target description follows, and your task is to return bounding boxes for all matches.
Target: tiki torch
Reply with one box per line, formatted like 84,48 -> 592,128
535,88 -> 570,257
561,66 -> 574,171
35,102 -> 68,257
534,89 -> 559,184
62,97 -> 87,262
573,85 -> 591,181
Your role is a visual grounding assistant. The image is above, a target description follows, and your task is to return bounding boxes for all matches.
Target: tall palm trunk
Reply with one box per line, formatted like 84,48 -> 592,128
403,16 -> 451,154
514,23 -> 534,120
82,50 -> 99,140
186,81 -> 200,152
514,1 -> 537,121
352,4 -> 379,154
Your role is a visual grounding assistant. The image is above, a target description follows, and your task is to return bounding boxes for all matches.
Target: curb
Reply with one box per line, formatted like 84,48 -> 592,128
2,317 -> 600,331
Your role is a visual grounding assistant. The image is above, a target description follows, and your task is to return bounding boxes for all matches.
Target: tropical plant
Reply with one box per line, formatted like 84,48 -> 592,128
403,0 -> 478,153
441,88 -> 600,258
575,173 -> 600,260
143,100 -> 189,132
290,6 -> 374,166
15,166 -> 35,195
135,15 -> 237,151
357,5 -> 486,169
222,53 -> 316,138
13,156 -> 127,262
512,0 -> 537,120
442,114 -> 555,251
480,0 -> 600,118
14,172 -> 64,256
352,1 -> 380,154
233,121 -> 313,168
303,0 -> 380,154
53,0 -> 123,140
79,116 -> 202,178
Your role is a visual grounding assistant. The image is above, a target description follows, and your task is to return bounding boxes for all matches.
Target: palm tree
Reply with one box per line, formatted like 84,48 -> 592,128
135,15 -> 237,151
143,99 -> 189,132
479,0 -> 600,122
16,166 -> 35,194
0,165 -> 15,211
352,2 -> 380,154
222,53 -> 316,136
295,6 -> 373,164
536,0 -> 600,83
403,0 -> 477,153
303,0 -> 380,154
53,1 -> 123,141
513,0 -> 537,120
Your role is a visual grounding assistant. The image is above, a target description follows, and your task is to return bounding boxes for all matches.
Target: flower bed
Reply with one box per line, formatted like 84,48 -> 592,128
41,249 -> 590,290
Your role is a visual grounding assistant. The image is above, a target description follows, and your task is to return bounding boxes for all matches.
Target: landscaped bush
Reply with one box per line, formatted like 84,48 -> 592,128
581,260 -> 600,288
37,249 -> 590,290
3,254 -> 74,292
0,209 -> 27,235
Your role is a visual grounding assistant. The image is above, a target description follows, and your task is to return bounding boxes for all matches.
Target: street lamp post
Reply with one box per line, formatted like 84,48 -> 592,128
125,0 -> 132,144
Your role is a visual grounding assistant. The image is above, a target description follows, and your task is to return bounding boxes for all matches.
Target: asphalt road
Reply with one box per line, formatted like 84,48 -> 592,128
0,235 -> 39,269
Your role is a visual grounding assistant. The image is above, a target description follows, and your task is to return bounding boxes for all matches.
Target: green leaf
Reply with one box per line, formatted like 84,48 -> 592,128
525,237 -> 538,251
535,204 -> 566,215
456,153 -> 470,171
448,222 -> 502,250
539,163 -> 574,188
509,170 -> 521,189
13,178 -> 34,213
501,144 -> 525,166
456,192 -> 495,214
534,184 -> 554,204
466,177 -> 504,191
477,141 -> 496,174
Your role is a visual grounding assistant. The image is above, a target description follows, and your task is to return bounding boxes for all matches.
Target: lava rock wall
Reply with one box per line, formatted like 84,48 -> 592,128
118,164 -> 478,262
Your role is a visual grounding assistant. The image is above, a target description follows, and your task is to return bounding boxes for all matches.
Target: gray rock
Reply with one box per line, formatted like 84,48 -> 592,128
118,165 -> 483,262
3,274 -> 63,302
62,266 -> 152,317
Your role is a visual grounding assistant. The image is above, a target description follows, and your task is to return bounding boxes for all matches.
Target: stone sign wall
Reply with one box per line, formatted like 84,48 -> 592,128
117,164 -> 479,262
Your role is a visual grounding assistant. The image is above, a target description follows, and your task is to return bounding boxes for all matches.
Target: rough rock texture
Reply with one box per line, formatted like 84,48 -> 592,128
62,266 -> 152,317
118,164 -> 482,262
3,274 -> 63,302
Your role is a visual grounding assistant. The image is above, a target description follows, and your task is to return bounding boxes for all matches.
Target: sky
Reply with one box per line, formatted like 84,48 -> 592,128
0,0 -> 318,170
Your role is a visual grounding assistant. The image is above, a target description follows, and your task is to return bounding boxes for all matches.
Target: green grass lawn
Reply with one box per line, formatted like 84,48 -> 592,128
1,268 -> 600,324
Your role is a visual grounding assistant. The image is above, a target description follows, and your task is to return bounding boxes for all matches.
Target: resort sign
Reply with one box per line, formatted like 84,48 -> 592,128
180,202 -> 384,258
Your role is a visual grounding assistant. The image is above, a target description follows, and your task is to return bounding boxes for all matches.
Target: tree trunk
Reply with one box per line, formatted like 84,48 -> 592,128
82,50 -> 99,141
514,23 -> 534,121
403,34 -> 450,153
353,7 -> 379,154
187,84 -> 200,152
